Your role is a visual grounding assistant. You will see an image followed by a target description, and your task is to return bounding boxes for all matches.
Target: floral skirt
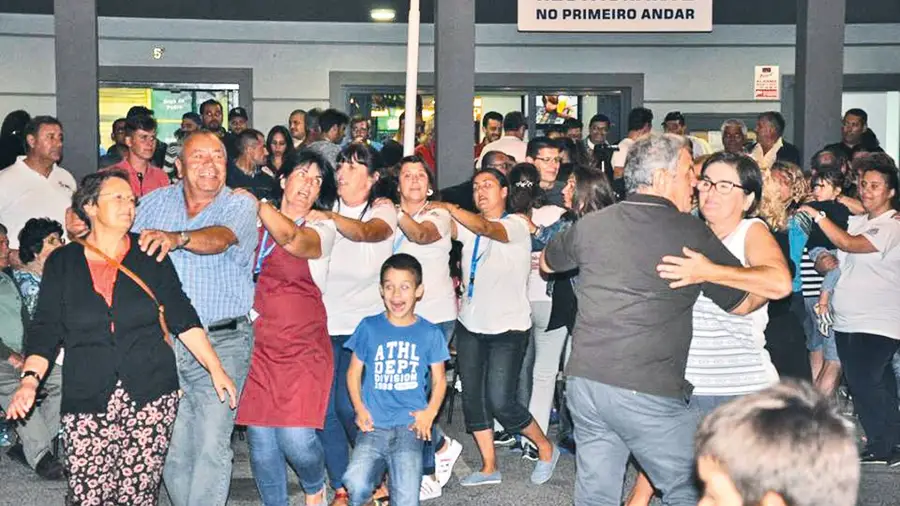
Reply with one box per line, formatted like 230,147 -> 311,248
61,382 -> 179,506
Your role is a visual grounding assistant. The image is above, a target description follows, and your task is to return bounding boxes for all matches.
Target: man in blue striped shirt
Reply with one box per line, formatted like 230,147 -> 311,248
132,130 -> 257,506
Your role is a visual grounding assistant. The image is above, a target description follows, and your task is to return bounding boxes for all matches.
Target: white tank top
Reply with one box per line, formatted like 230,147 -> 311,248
685,218 -> 778,396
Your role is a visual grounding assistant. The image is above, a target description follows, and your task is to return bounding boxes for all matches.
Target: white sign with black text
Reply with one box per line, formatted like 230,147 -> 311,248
517,0 -> 713,32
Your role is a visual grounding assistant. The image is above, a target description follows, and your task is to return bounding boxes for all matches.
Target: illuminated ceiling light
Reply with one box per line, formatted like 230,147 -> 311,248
370,8 -> 397,22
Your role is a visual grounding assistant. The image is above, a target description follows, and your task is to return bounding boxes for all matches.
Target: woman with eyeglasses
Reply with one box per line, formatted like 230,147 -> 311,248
5,170 -> 237,505
235,150 -> 338,506
429,166 -> 560,488
628,152 -> 792,506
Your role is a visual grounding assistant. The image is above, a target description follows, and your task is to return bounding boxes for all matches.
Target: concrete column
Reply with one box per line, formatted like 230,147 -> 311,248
794,0 -> 845,162
434,0 -> 475,188
55,0 -> 99,180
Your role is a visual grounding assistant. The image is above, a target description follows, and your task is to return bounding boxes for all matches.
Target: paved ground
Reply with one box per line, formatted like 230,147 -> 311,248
2,404 -> 900,505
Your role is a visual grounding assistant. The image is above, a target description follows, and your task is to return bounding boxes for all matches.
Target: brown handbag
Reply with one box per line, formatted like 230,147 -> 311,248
76,238 -> 173,347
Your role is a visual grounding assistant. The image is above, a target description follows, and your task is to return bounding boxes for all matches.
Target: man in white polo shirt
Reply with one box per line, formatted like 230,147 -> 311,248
477,111 -> 528,168
0,116 -> 76,260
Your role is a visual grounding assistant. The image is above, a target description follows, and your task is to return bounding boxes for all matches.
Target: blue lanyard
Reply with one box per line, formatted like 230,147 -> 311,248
393,232 -> 407,253
392,206 -> 427,254
467,235 -> 488,299
254,218 -> 305,276
466,212 -> 507,299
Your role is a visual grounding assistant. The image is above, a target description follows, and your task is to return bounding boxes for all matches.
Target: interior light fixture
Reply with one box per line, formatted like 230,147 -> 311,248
370,8 -> 397,22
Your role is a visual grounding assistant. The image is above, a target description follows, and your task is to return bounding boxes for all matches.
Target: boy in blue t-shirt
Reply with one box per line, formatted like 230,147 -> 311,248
343,253 -> 450,506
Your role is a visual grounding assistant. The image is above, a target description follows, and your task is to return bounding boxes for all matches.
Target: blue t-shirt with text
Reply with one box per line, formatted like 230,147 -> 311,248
345,313 -> 450,428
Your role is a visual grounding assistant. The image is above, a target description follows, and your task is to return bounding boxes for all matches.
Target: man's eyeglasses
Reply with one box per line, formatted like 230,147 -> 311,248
696,178 -> 746,195
534,156 -> 562,164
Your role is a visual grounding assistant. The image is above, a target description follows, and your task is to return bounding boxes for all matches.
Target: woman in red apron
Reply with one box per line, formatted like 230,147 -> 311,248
236,150 -> 339,506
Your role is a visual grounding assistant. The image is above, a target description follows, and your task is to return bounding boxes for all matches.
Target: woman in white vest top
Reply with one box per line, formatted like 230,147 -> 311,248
628,151 -> 792,506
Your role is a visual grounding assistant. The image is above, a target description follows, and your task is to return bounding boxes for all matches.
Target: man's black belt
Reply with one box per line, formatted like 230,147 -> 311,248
208,316 -> 249,333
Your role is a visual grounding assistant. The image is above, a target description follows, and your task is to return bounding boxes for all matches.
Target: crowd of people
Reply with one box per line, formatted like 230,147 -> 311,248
0,100 -> 893,506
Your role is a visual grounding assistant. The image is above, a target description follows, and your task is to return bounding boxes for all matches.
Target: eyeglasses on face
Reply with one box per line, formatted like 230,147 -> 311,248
696,177 -> 746,195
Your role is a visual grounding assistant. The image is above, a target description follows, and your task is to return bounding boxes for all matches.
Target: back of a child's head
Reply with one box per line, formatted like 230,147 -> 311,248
695,380 -> 859,506
380,253 -> 423,287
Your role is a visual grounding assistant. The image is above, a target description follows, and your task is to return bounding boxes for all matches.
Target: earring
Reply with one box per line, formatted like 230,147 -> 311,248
427,188 -> 434,197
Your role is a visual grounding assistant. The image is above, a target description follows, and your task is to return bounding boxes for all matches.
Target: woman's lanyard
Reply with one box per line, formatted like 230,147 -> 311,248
254,217 -> 305,279
467,235 -> 488,299
466,212 -> 508,299
392,204 -> 428,253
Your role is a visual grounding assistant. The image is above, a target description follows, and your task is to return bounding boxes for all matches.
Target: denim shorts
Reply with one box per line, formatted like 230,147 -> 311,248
797,294 -> 839,362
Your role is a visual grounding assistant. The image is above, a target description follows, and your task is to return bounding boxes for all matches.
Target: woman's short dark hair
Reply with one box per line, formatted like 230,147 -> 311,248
701,151 -> 764,216
859,154 -> 900,210
72,170 -> 131,226
507,163 -> 543,214
398,155 -> 440,201
569,165 -> 616,219
266,125 -> 295,171
281,150 -> 336,211
17,218 -> 63,264
337,142 -> 379,175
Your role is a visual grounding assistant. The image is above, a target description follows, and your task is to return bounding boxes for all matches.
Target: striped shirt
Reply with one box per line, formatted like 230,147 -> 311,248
685,219 -> 778,396
131,182 -> 258,327
799,249 -> 824,298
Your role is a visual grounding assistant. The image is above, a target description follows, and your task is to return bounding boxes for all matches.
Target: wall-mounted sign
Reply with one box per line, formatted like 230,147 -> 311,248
517,0 -> 713,32
754,65 -> 780,100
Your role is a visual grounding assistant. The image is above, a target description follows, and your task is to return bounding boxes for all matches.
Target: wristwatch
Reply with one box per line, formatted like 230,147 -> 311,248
20,370 -> 41,383
814,210 -> 826,224
178,230 -> 191,249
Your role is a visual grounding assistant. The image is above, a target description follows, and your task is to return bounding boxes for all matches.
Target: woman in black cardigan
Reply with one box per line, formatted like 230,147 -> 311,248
5,170 -> 237,506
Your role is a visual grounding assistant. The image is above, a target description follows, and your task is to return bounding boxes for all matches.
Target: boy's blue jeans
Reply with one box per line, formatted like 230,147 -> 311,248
344,427 -> 424,506
809,247 -> 841,294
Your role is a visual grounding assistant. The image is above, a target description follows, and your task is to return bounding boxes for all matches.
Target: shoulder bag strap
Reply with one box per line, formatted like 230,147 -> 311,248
75,238 -> 173,346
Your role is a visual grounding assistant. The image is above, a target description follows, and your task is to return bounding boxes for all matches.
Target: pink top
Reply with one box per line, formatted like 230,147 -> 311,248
104,159 -> 170,197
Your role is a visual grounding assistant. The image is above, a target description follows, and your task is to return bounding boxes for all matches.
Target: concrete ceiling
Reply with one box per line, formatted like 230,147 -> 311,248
4,0 -> 899,24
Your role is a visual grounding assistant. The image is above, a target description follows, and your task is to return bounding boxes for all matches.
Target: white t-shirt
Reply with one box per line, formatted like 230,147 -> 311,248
307,219 -> 337,291
611,137 -> 636,170
323,200 -> 398,335
394,208 -> 457,324
457,214 -> 532,333
477,136 -> 528,168
0,156 -> 77,249
527,205 -> 567,302
833,210 -> 900,340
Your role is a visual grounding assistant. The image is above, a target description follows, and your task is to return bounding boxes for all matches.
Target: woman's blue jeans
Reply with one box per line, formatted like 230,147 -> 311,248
247,426 -> 326,506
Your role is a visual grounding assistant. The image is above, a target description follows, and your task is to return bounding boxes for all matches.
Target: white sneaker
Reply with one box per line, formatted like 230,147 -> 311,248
435,437 -> 463,487
420,475 -> 442,501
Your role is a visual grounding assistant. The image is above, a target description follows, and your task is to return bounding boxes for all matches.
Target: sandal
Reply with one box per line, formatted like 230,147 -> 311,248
330,490 -> 350,506
814,303 -> 834,336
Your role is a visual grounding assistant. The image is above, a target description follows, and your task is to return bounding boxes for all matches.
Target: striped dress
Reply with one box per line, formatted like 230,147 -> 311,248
685,218 -> 779,396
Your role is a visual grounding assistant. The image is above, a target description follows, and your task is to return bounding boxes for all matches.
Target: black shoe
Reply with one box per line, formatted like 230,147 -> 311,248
493,431 -> 516,447
34,452 -> 64,481
521,443 -> 539,462
558,437 -> 576,455
859,451 -> 888,465
6,442 -> 27,466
